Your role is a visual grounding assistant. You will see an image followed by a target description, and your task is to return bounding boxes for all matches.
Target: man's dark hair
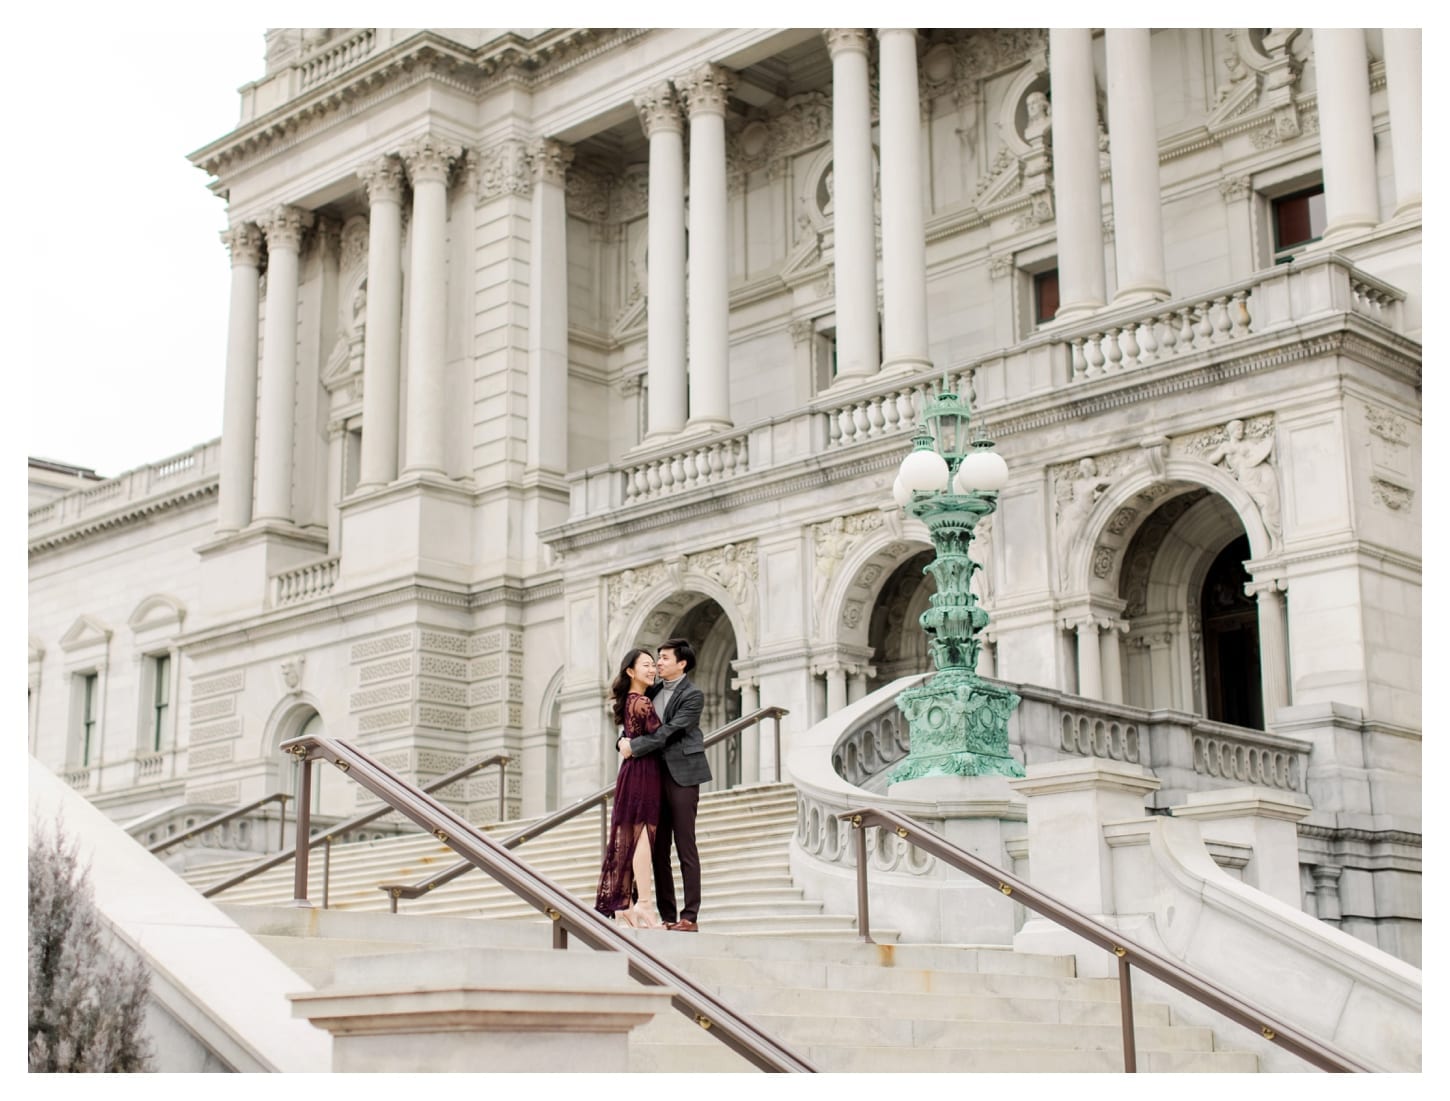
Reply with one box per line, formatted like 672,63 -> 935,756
659,637 -> 695,674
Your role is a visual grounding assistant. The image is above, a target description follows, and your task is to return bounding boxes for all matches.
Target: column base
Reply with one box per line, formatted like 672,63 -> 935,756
1391,201 -> 1422,222
1320,216 -> 1380,244
1110,284 -> 1171,307
879,355 -> 932,377
1051,301 -> 1107,325
681,416 -> 733,436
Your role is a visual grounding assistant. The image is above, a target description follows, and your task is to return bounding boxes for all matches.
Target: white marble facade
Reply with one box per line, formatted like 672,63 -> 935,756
28,29 -> 1420,957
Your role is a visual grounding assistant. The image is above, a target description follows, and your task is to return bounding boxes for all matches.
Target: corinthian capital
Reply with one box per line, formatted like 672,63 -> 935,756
400,135 -> 462,187
357,154 -> 407,206
675,63 -> 735,117
635,81 -> 683,137
823,29 -> 871,59
220,222 -> 264,268
527,139 -> 575,187
261,205 -> 315,252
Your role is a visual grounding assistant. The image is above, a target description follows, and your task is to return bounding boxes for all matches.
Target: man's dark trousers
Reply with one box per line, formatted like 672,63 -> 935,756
654,772 -> 700,924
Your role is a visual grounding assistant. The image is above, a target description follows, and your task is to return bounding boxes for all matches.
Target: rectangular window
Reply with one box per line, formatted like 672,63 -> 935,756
152,654 -> 171,752
81,673 -> 98,766
1272,185 -> 1327,261
1034,268 -> 1060,325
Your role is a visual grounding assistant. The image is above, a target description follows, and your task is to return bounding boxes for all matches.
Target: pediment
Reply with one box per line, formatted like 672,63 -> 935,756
58,615 -> 112,652
780,231 -> 823,280
128,593 -> 187,634
1206,76 -> 1261,131
976,163 -> 1024,209
611,293 -> 647,340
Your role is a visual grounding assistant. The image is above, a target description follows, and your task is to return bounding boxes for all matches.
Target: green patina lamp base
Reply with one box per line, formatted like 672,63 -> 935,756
889,674 -> 1024,782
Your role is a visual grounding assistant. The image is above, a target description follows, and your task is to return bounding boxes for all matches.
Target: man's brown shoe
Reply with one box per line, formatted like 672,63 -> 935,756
667,919 -> 699,932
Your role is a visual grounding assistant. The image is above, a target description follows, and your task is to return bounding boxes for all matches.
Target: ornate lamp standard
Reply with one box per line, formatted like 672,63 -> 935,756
889,383 -> 1023,782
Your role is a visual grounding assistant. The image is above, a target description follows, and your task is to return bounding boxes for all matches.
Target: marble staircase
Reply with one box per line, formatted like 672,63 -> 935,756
226,904 -> 1258,1072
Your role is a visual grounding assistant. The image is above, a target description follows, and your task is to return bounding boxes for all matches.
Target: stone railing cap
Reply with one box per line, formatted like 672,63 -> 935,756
1174,786 -> 1313,822
1007,757 -> 1161,797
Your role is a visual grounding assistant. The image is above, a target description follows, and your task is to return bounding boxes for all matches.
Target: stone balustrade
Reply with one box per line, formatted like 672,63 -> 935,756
29,440 -> 221,537
134,752 -> 167,783
61,766 -> 93,791
298,29 -> 376,89
620,432 -> 751,505
563,253 -> 1409,522
270,556 -> 340,607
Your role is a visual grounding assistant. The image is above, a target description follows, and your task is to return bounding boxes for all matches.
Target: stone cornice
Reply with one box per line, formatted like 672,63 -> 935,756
1296,824 -> 1421,846
190,30 -> 642,183
29,481 -> 219,557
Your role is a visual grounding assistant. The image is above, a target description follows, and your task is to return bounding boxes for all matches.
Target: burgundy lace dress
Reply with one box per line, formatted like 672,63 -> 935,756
594,693 -> 663,916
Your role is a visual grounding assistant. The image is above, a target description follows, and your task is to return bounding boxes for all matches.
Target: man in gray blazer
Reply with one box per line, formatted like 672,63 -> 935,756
619,637 -> 709,930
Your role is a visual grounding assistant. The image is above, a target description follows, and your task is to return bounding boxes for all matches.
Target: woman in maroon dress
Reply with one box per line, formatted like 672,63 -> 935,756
594,648 -> 665,927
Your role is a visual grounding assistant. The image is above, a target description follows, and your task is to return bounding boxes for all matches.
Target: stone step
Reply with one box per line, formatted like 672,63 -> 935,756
628,1043 -> 1258,1073
661,956 -> 1109,997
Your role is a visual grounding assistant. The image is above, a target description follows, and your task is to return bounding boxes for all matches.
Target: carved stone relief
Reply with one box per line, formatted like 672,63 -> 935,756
812,511 -> 886,630
1177,416 -> 1282,546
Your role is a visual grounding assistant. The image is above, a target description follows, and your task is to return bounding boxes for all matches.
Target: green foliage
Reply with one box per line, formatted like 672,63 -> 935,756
28,817 -> 153,1073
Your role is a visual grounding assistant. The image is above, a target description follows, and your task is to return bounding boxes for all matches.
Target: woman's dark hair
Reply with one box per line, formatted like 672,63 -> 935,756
659,636 -> 695,674
610,647 -> 651,727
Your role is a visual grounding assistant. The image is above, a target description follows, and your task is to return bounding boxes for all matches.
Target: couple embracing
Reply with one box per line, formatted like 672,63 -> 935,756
593,638 -> 708,931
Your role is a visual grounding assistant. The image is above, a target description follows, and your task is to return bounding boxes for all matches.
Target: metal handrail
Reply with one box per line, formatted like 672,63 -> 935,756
840,806 -> 1369,1074
282,731 -> 815,1073
148,792 -> 291,855
378,706 -> 788,911
200,753 -> 509,905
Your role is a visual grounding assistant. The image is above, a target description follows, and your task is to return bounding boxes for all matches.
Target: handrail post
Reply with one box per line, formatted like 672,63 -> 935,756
323,836 -> 333,909
773,713 -> 782,783
852,819 -> 874,944
291,753 -> 313,906
496,759 -> 507,822
278,794 -> 288,852
600,800 -> 608,862
1118,954 -> 1138,1073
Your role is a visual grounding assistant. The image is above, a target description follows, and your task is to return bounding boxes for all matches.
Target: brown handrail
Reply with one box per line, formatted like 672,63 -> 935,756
379,706 -> 788,911
200,753 -> 509,902
148,792 -> 291,855
282,731 -> 815,1073
840,806 -> 1369,1074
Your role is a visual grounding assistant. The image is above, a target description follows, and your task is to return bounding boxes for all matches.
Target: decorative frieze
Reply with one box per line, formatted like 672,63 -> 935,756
187,782 -> 241,805
419,630 -> 468,655
812,511 -> 885,629
1180,416 -> 1283,545
358,706 -> 412,733
359,655 -> 413,683
192,670 -> 245,699
472,140 -> 530,201
190,696 -> 236,723
350,632 -> 411,662
1218,175 -> 1253,203
188,744 -> 234,768
191,717 -> 242,744
350,680 -> 413,711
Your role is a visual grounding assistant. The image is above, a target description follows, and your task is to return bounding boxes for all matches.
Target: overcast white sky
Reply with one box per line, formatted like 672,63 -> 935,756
14,22 -> 269,477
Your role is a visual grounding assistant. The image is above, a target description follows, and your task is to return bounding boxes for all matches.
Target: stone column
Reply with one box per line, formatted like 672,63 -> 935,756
735,676 -> 761,782
1247,578 -> 1291,722
526,139 -> 573,473
355,154 -> 406,489
1098,620 -> 1126,705
825,29 -> 880,383
1104,29 -> 1168,304
1048,29 -> 1107,318
1382,29 -> 1421,218
217,222 -> 264,533
254,205 -> 313,523
876,29 -> 932,374
676,64 -> 735,432
1072,618 -> 1103,699
825,665 -> 848,715
635,83 -> 688,439
1313,29 -> 1379,240
977,636 -> 997,678
847,669 -> 869,705
400,135 -> 460,476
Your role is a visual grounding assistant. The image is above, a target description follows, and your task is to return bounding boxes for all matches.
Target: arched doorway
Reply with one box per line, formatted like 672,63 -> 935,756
1114,487 -> 1267,728
867,549 -> 936,692
1200,534 -> 1264,729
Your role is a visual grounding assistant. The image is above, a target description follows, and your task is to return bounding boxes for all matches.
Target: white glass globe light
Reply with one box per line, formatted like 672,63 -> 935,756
898,448 -> 950,494
955,447 -> 1010,492
892,475 -> 913,508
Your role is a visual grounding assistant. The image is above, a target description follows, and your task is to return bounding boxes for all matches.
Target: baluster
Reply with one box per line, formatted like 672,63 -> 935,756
896,389 -> 916,429
1117,323 -> 1139,369
1154,312 -> 1176,356
1173,307 -> 1194,351
1103,327 -> 1124,373
1210,296 -> 1233,342
681,449 -> 698,488
852,402 -> 870,440
1192,303 -> 1213,349
837,405 -> 856,446
1070,337 -> 1088,381
646,461 -> 663,495
721,439 -> 739,476
1135,316 -> 1157,364
881,391 -> 901,432
1084,333 -> 1106,378
1230,289 -> 1252,336
623,467 -> 638,502
866,397 -> 886,437
669,454 -> 686,490
707,444 -> 724,481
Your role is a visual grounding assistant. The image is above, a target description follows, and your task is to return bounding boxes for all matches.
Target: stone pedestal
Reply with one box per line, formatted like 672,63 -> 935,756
290,947 -> 669,1072
1008,759 -> 1159,969
1171,786 -> 1311,908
